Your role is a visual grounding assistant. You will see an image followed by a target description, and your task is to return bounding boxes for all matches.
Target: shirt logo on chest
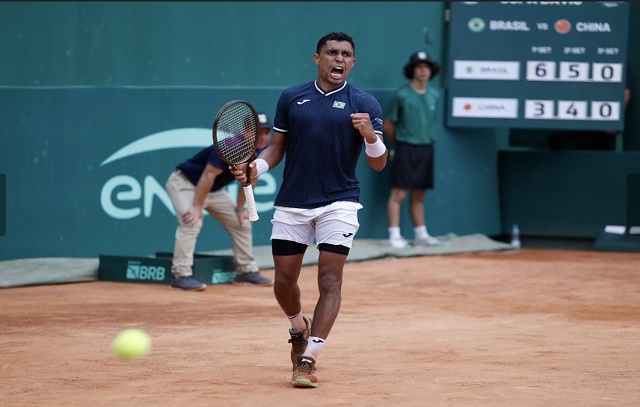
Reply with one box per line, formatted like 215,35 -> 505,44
297,99 -> 311,105
332,101 -> 346,109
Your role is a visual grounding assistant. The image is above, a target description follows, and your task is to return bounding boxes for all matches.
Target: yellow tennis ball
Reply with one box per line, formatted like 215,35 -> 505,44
112,328 -> 151,360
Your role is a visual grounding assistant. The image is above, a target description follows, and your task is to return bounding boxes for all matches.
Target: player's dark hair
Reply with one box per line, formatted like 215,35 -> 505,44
316,32 -> 355,55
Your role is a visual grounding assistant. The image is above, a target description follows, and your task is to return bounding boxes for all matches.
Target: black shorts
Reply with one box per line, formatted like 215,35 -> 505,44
390,141 -> 434,189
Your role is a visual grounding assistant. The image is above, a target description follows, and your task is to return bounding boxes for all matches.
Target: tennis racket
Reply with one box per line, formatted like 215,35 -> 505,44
212,100 -> 260,222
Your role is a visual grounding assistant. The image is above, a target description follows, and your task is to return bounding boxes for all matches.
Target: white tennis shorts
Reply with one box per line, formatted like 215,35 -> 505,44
271,201 -> 363,248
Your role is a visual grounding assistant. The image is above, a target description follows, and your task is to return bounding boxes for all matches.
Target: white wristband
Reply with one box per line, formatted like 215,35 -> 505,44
253,158 -> 269,178
364,136 -> 386,158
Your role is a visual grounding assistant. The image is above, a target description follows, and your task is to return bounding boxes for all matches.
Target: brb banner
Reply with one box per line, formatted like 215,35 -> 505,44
0,88 -> 281,260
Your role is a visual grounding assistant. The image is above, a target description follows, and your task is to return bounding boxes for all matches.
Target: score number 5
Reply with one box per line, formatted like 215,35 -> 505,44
558,62 -> 590,81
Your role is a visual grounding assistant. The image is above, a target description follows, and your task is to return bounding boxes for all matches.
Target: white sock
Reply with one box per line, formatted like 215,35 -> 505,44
414,225 -> 429,240
303,336 -> 325,360
287,312 -> 306,332
388,226 -> 402,240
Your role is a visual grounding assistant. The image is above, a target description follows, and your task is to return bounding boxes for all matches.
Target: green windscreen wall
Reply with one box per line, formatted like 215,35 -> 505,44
1,2 -> 505,260
5,2 -> 636,259
5,2 -> 640,260
0,2 -> 445,89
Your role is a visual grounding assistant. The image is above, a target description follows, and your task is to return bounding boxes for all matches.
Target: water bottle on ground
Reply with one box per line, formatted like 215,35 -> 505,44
511,224 -> 521,249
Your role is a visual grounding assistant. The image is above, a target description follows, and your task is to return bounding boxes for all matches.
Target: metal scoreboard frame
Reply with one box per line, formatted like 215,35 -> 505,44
446,1 -> 629,130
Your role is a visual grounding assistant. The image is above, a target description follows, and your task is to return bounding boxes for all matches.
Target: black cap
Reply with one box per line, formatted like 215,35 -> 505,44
403,51 -> 440,79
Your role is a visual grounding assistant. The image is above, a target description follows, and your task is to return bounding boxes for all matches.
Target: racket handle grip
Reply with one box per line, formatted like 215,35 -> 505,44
243,184 -> 259,222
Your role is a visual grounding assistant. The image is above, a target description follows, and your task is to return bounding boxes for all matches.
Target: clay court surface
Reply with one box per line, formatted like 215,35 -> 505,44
1,248 -> 639,406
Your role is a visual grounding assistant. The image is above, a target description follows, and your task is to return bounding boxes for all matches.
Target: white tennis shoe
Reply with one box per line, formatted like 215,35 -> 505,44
389,237 -> 410,249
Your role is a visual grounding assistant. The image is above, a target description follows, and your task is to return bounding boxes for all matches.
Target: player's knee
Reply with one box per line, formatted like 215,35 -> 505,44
272,239 -> 307,256
318,243 -> 350,256
317,268 -> 343,294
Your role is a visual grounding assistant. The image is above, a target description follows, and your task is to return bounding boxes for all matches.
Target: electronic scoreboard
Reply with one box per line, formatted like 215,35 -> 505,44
446,1 -> 629,130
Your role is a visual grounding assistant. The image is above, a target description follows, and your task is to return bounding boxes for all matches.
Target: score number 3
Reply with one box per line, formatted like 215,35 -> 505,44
525,100 -> 554,119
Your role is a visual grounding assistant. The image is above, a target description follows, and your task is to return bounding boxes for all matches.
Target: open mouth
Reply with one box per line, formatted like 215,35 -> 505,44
331,66 -> 344,79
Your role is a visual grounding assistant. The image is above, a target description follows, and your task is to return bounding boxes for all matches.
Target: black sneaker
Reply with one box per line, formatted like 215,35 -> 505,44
233,271 -> 273,286
170,276 -> 206,291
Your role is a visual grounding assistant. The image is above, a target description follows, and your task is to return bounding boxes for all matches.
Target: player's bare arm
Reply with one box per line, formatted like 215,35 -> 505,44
351,113 -> 388,172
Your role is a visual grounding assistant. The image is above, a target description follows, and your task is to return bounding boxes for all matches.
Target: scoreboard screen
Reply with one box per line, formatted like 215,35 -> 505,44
446,1 -> 629,130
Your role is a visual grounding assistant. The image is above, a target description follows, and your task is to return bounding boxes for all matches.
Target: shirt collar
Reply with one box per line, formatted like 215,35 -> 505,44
314,80 -> 347,96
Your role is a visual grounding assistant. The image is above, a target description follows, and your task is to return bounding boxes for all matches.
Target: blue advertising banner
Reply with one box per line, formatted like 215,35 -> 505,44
0,88 -> 283,260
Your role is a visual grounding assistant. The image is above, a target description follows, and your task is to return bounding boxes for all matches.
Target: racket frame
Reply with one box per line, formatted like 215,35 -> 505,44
212,100 -> 260,221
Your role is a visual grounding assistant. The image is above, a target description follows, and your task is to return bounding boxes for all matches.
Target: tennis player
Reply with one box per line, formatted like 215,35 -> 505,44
231,32 -> 388,388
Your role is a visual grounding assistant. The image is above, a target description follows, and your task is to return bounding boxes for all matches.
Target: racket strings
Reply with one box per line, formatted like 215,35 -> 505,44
215,104 -> 258,164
